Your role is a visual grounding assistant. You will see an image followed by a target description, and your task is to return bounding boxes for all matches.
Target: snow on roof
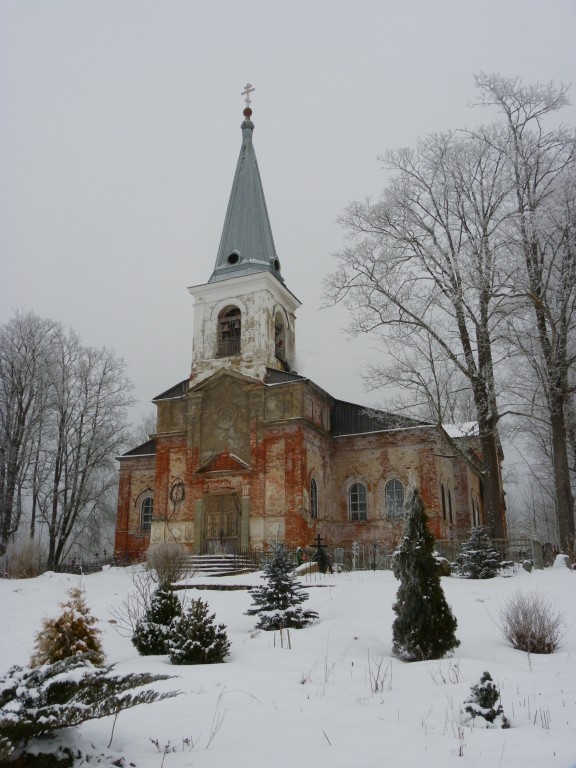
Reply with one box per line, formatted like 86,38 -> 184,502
442,421 -> 479,438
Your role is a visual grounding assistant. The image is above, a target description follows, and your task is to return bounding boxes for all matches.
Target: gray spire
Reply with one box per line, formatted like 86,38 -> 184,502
209,107 -> 283,284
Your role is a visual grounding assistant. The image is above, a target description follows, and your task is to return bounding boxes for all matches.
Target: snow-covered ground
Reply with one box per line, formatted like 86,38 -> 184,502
1,562 -> 575,767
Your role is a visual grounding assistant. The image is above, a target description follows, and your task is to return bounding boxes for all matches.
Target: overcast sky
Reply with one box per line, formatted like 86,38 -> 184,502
2,0 -> 575,431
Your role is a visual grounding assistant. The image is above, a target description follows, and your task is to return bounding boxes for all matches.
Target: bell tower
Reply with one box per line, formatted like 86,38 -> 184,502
188,86 -> 301,384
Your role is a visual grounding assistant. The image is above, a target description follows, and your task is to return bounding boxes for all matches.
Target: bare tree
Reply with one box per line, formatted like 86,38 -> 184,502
38,333 -> 134,567
0,311 -> 134,565
474,73 -> 576,550
128,407 -> 157,446
326,131 -> 513,536
0,312 -> 57,552
364,329 -> 478,424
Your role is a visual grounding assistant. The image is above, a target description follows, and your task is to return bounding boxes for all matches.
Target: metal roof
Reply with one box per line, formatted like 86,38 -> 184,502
153,379 -> 189,401
264,369 -> 307,385
209,109 -> 284,285
120,439 -> 156,458
330,400 -> 431,436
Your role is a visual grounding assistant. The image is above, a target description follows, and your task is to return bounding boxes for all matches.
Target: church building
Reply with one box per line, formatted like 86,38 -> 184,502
114,95 -> 489,561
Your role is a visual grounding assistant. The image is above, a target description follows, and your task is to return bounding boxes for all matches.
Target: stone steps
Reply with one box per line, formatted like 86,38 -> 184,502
184,554 -> 259,577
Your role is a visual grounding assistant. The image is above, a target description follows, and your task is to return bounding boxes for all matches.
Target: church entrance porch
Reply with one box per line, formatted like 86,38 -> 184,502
202,494 -> 241,554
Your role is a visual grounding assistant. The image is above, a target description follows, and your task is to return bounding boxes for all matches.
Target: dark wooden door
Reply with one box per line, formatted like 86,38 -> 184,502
203,494 -> 240,554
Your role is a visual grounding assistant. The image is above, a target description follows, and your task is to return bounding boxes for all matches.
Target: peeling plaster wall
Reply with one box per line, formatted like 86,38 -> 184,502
189,271 -> 300,384
114,454 -> 155,559
116,373 -> 486,558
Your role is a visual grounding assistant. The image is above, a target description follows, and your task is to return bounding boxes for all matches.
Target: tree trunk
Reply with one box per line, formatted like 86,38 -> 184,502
478,427 -> 507,539
550,405 -> 576,552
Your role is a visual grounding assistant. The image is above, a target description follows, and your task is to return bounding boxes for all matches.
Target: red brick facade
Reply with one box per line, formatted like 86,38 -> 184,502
115,371 -> 486,559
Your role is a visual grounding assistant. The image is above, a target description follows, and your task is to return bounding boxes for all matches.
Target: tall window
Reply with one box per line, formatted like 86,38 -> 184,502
349,482 -> 367,521
441,484 -> 447,520
310,478 -> 318,519
217,306 -> 241,357
275,313 -> 286,361
141,497 -> 153,531
385,479 -> 404,517
448,489 -> 453,524
472,497 -> 480,527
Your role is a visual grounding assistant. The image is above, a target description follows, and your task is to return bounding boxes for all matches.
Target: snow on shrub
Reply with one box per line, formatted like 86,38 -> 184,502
464,671 -> 510,728
168,598 -> 231,665
132,582 -> 182,655
0,655 -> 178,759
246,543 -> 318,630
30,586 -> 105,667
392,483 -> 459,661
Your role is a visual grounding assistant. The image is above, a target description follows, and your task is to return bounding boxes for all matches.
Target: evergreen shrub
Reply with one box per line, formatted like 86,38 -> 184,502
132,582 -> 182,655
246,543 -> 318,630
392,484 -> 459,661
458,527 -> 500,579
464,671 -> 509,727
30,587 -> 105,667
0,656 -> 178,758
168,599 -> 230,665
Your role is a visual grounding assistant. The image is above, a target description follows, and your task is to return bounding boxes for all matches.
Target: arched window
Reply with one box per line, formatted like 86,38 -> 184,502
141,497 -> 153,531
274,312 -> 286,361
385,479 -> 404,517
349,482 -> 367,521
310,478 -> 318,519
217,306 -> 241,357
448,489 -> 453,524
471,496 -> 480,527
441,484 -> 447,520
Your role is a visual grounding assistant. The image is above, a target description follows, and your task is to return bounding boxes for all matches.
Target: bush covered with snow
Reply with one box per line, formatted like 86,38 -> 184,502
457,527 -> 500,579
132,582 -> 182,655
0,655 -> 178,759
464,671 -> 510,728
30,586 -> 105,667
168,598 -> 230,665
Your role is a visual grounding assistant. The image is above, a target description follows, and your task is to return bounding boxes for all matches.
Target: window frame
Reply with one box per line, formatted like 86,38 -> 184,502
349,482 -> 368,522
385,479 -> 405,518
310,477 -> 318,519
140,496 -> 153,531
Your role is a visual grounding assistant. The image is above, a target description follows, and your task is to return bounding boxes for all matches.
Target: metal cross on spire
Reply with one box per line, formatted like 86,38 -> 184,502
241,82 -> 255,108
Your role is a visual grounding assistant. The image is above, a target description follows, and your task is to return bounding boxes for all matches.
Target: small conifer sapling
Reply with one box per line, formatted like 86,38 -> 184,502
31,586 -> 105,667
392,483 -> 459,661
246,543 -> 319,630
459,527 -> 500,579
464,671 -> 510,727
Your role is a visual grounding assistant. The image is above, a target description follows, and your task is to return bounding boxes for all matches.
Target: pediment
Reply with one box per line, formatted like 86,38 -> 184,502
189,367 -> 264,394
196,452 -> 252,474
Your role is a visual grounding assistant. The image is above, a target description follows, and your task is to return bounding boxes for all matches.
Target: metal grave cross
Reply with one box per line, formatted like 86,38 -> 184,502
241,82 -> 255,108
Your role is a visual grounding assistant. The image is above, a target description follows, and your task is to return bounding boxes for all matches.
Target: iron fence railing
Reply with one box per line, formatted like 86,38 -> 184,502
0,537 -> 542,579
0,554 -> 135,579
